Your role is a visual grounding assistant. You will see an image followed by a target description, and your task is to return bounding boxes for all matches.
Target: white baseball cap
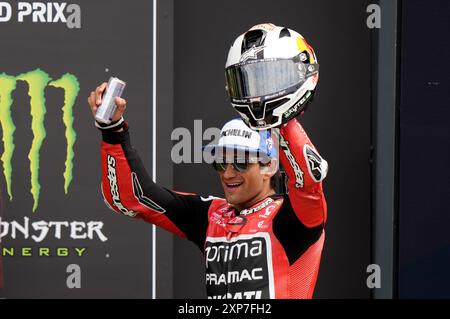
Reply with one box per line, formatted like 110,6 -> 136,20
203,118 -> 277,163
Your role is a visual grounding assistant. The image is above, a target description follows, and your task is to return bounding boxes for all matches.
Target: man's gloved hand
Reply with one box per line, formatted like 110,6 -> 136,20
87,82 -> 127,132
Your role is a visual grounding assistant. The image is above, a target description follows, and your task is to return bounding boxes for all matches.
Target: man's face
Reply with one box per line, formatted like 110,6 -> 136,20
217,160 -> 272,210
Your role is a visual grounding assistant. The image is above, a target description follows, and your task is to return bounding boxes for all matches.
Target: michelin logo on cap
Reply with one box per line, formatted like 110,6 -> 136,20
221,129 -> 253,139
203,118 -> 278,164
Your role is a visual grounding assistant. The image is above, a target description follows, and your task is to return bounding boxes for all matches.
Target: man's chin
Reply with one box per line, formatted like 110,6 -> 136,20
225,194 -> 242,207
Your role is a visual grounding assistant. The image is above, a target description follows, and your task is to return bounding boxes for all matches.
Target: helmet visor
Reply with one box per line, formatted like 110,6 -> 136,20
225,58 -> 316,99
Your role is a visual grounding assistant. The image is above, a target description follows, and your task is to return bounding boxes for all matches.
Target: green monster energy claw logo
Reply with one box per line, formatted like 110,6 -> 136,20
0,68 -> 79,212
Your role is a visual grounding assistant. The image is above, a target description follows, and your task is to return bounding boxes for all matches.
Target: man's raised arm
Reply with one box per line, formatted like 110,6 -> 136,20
88,82 -> 211,250
279,118 -> 328,228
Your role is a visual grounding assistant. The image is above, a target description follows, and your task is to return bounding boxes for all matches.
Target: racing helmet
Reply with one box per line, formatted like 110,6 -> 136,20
225,23 -> 319,130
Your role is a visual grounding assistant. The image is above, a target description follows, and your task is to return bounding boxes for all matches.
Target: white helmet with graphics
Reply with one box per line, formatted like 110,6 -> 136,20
225,23 -> 319,130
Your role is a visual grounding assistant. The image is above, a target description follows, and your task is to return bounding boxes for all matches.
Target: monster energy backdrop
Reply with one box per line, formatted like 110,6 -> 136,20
0,0 -> 154,298
0,0 -> 395,299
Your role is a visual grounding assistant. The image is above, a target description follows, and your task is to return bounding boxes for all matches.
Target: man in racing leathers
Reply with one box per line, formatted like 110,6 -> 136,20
87,23 -> 328,299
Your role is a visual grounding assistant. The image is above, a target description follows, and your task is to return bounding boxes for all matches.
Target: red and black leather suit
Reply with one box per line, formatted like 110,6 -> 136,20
100,118 -> 328,299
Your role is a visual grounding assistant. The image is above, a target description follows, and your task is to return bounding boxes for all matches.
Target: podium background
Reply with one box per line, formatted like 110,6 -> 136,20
1,0 -> 448,299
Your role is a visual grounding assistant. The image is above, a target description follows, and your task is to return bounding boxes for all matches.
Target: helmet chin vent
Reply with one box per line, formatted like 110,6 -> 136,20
266,98 -> 289,111
249,100 -> 264,119
279,28 -> 291,38
241,30 -> 266,52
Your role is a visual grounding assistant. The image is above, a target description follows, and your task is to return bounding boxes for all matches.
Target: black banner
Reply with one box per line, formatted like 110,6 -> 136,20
0,0 -> 154,298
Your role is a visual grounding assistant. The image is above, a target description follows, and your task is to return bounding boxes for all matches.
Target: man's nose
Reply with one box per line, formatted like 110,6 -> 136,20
222,164 -> 238,178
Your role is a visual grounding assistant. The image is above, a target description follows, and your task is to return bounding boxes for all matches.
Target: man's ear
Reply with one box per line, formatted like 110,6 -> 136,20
260,159 -> 278,180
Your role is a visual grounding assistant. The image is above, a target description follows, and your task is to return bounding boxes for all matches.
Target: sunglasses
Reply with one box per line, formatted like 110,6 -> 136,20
212,161 -> 251,173
212,159 -> 270,173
